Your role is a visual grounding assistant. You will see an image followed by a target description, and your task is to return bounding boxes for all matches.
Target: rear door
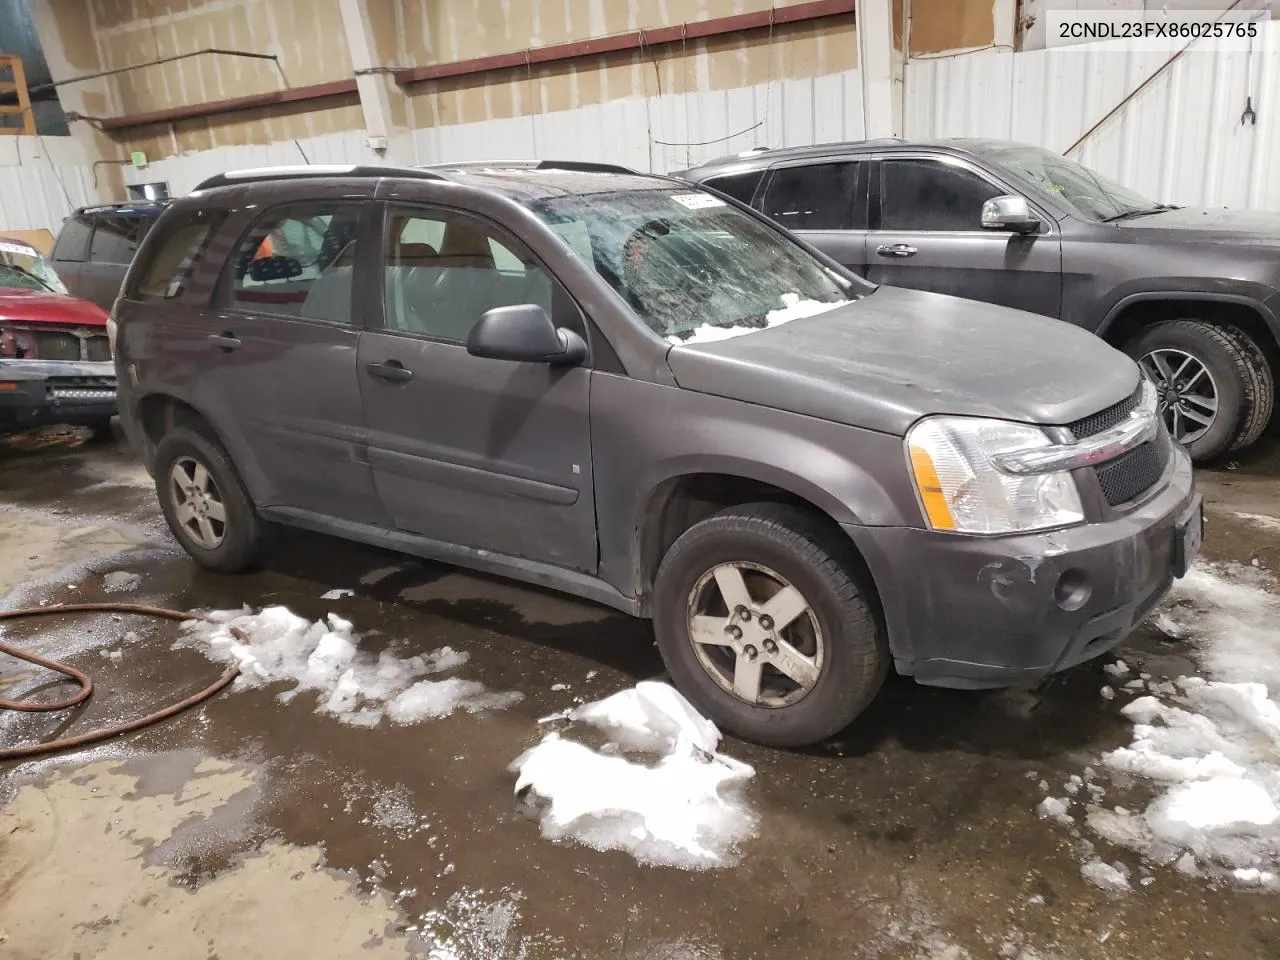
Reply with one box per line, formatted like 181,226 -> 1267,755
204,196 -> 385,524
51,215 -> 92,301
82,214 -> 144,310
757,159 -> 871,277
866,155 -> 1062,317
358,203 -> 597,572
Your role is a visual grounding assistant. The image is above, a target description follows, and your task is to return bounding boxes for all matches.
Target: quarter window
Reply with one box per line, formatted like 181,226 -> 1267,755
879,159 -> 1005,232
53,217 -> 91,262
382,210 -> 553,342
762,162 -> 864,231
225,203 -> 361,325
130,209 -> 222,300
703,170 -> 765,205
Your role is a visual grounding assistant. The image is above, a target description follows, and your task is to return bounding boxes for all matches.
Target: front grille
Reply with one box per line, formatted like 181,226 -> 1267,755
34,331 -> 82,361
85,335 -> 111,362
1095,436 -> 1170,506
1068,385 -> 1143,440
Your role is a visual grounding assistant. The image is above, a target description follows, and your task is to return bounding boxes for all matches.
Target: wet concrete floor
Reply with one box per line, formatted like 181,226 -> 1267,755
1,429 -> 1279,959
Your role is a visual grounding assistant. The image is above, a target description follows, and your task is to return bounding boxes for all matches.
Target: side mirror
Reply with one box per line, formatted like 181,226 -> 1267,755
466,304 -> 587,366
981,195 -> 1041,234
247,255 -> 303,282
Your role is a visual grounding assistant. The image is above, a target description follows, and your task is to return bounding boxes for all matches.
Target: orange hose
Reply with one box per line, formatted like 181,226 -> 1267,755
0,602 -> 243,760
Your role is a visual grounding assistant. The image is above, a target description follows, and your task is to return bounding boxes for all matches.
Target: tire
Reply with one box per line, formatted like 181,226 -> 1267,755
153,425 -> 272,573
81,417 -> 117,444
1219,325 -> 1275,451
651,503 -> 887,748
1124,319 -> 1262,463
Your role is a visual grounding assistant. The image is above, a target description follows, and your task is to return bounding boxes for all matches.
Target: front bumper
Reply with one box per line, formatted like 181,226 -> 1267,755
0,359 -> 117,433
845,446 -> 1198,689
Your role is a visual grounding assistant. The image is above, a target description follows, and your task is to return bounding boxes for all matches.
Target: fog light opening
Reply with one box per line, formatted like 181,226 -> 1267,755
1054,569 -> 1091,612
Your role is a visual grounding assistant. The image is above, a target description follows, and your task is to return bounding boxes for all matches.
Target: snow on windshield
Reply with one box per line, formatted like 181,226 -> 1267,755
528,188 -> 853,342
668,292 -> 844,345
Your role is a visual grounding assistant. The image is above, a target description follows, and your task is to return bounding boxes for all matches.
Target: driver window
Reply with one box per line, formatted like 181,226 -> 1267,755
383,210 -> 553,342
879,159 -> 1004,232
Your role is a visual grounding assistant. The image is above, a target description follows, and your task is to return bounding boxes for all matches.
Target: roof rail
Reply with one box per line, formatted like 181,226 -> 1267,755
417,160 -> 538,169
74,200 -> 169,215
418,159 -> 641,176
192,164 -> 447,192
534,160 -> 640,175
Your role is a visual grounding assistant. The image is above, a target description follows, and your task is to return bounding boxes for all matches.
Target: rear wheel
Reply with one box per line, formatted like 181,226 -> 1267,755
652,503 -> 887,748
1125,319 -> 1272,462
153,426 -> 272,573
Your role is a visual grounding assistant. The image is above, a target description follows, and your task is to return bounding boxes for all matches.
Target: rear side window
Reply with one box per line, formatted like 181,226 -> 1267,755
761,162 -> 864,231
703,170 -> 765,205
129,208 -> 222,300
53,217 -> 91,262
223,202 -> 362,325
89,216 -> 145,264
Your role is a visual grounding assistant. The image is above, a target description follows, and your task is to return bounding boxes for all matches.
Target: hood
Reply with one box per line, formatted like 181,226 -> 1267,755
1116,207 -> 1280,247
665,286 -> 1139,437
0,288 -> 109,327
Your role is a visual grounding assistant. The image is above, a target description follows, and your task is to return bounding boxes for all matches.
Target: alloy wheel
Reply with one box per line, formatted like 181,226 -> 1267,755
170,456 -> 227,549
685,561 -> 824,708
1138,348 -> 1219,445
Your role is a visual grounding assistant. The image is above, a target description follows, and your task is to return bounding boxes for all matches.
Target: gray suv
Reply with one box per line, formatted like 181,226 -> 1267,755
675,139 -> 1280,463
111,162 -> 1200,747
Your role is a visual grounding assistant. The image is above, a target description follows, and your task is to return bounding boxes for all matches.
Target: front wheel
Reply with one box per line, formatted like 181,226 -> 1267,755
1125,319 -> 1274,462
652,503 -> 887,748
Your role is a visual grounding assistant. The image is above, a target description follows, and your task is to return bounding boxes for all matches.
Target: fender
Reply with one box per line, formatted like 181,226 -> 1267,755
1097,289 -> 1280,345
130,387 -> 273,505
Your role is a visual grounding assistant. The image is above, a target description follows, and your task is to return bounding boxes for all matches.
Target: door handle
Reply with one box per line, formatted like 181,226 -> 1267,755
207,332 -> 241,351
366,360 -> 413,383
875,243 -> 918,258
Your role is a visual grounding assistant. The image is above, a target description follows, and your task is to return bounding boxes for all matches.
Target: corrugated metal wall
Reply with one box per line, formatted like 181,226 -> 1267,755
117,66 -> 866,197
906,22 -> 1280,210
412,69 -> 865,173
0,137 -> 102,234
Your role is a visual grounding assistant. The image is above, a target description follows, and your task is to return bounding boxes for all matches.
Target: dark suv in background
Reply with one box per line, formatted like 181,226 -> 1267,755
676,139 -> 1280,463
52,200 -> 169,310
111,162 -> 1198,747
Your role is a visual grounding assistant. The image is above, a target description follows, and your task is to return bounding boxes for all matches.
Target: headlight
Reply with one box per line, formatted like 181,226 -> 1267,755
906,416 -> 1084,535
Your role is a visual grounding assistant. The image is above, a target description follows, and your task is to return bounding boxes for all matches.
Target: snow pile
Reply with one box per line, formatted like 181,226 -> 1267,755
666,293 -> 844,345
102,571 -> 142,593
179,605 -> 521,727
321,588 -> 354,599
510,681 -> 756,869
1066,564 -> 1280,887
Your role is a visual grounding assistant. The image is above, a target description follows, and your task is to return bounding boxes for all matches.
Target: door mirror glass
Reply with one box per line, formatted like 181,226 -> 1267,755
466,303 -> 586,366
981,195 -> 1041,234
247,255 -> 304,283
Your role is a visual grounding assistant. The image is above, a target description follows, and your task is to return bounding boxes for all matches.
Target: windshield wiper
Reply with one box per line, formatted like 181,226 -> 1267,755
1101,204 -> 1178,223
0,263 -> 55,292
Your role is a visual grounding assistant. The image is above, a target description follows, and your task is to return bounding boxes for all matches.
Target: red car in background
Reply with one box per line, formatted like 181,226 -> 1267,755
0,237 -> 117,436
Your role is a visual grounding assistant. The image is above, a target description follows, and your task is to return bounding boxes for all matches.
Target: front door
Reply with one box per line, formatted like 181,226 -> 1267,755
757,159 -> 871,277
358,204 -> 597,573
866,156 -> 1063,318
206,197 -> 384,525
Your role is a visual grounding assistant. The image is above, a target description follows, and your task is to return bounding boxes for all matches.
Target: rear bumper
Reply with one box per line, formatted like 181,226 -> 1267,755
845,445 -> 1198,689
0,359 -> 117,432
